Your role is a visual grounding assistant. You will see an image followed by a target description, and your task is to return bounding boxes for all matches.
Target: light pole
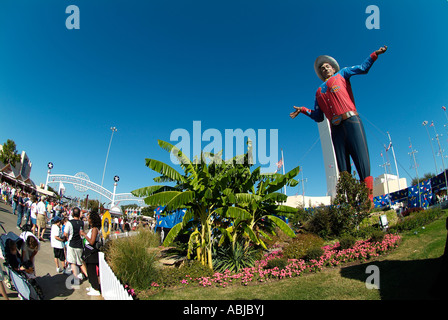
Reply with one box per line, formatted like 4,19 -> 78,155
101,127 -> 117,188
408,138 -> 421,207
386,132 -> 401,190
422,121 -> 439,174
45,162 -> 53,190
99,127 -> 117,210
380,152 -> 391,205
431,122 -> 448,191
111,175 -> 119,207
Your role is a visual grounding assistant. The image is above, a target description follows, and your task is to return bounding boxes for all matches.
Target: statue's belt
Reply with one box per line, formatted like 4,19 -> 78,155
331,111 -> 358,126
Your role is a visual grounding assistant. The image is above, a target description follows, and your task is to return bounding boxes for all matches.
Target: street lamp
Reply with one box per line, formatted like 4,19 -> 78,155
431,122 -> 448,191
112,175 -> 119,207
422,121 -> 439,174
99,127 -> 117,210
101,127 -> 117,188
45,162 -> 53,190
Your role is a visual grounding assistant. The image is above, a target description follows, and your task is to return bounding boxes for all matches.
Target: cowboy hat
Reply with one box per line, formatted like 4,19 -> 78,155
314,55 -> 340,82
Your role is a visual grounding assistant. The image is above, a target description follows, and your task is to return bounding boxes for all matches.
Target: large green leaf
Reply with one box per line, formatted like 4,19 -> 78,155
262,192 -> 287,203
157,140 -> 192,166
165,191 -> 195,211
274,205 -> 299,214
221,206 -> 251,220
284,165 -> 301,181
157,139 -> 200,179
145,158 -> 185,183
243,225 -> 259,244
264,215 -> 296,238
143,190 -> 193,208
131,185 -> 176,197
181,209 -> 195,228
264,165 -> 301,194
162,223 -> 184,246
235,193 -> 262,204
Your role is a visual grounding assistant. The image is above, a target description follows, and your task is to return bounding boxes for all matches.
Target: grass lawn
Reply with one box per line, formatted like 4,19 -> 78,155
140,211 -> 448,300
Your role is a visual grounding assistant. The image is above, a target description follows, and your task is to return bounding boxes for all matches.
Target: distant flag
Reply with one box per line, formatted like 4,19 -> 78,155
385,141 -> 392,152
275,158 -> 283,173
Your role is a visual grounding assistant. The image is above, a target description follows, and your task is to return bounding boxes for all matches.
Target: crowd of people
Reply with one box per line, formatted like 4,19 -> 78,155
1,181 -> 157,300
1,182 -> 104,298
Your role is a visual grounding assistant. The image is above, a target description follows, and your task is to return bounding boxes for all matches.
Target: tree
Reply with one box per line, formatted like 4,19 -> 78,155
0,139 -> 21,167
411,173 -> 435,186
305,171 -> 371,239
331,171 -> 371,235
220,167 -> 299,251
133,140 -> 246,269
132,139 -> 299,269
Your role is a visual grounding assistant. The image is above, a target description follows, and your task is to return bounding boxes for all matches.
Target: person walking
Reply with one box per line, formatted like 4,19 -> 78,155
11,187 -> 18,215
30,196 -> 38,235
80,212 -> 102,296
36,196 -> 47,241
16,191 -> 25,229
64,207 -> 88,281
24,193 -> 32,228
51,216 -> 66,273
289,46 -> 388,201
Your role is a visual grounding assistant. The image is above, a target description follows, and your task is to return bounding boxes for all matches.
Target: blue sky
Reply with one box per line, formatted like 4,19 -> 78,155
1,0 -> 448,204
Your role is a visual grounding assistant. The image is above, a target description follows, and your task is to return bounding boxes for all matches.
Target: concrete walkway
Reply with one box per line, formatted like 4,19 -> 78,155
0,202 -> 102,300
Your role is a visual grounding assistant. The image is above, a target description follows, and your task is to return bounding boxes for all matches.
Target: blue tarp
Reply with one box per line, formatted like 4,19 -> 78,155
373,172 -> 444,209
154,206 -> 186,231
153,206 -> 289,231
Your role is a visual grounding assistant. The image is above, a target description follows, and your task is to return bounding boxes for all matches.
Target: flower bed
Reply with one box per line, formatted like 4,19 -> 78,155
156,233 -> 401,289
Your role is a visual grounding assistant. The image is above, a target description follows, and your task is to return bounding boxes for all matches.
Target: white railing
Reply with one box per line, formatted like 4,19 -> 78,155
98,252 -> 133,300
108,231 -> 139,240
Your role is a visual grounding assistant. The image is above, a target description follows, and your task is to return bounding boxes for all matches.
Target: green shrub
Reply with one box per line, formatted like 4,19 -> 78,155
303,206 -> 333,239
347,226 -> 379,240
107,233 -> 160,290
181,259 -> 214,279
369,230 -> 385,243
265,257 -> 288,270
338,235 -> 356,250
134,228 -> 161,248
159,259 -> 215,287
359,210 -> 398,229
213,242 -> 257,273
159,267 -> 184,287
401,207 -> 424,217
304,247 -> 324,262
390,208 -> 444,232
283,233 -> 324,260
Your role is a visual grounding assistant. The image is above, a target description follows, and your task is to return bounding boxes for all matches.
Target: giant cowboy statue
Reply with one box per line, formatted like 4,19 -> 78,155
290,46 -> 388,202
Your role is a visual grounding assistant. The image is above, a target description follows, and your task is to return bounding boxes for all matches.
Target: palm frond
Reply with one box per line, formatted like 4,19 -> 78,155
131,185 -> 176,197
264,215 -> 296,238
162,223 -> 184,246
145,158 -> 185,183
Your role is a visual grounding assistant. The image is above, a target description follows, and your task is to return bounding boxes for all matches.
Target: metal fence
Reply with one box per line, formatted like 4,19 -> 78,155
98,252 -> 133,300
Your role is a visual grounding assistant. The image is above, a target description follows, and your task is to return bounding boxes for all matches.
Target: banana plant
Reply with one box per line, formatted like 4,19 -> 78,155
132,139 -> 300,269
220,166 -> 300,250
132,140 -> 252,269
